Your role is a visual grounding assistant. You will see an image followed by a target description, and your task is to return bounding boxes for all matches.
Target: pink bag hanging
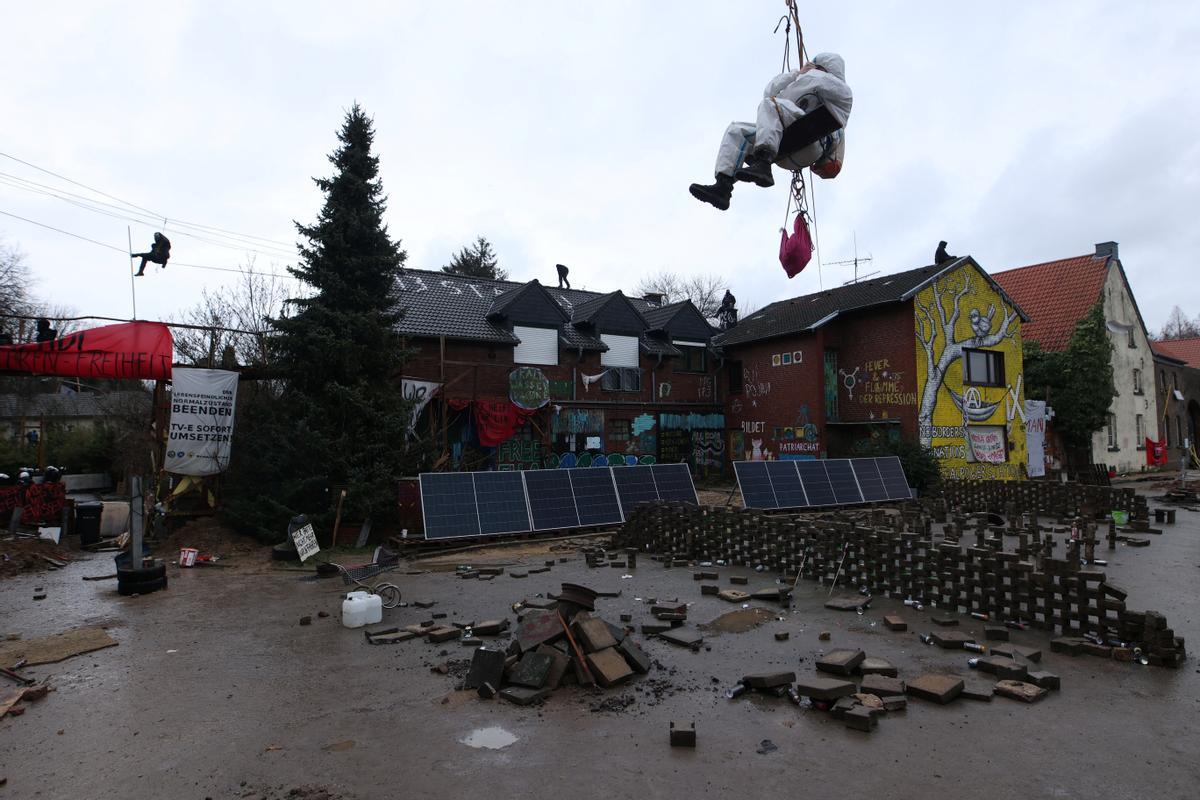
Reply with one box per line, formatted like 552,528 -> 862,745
779,213 -> 814,278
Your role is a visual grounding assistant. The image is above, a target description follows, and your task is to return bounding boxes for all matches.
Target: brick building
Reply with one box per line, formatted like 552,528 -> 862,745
715,256 -> 1031,480
395,269 -> 725,476
993,242 -> 1160,473
1151,338 -> 1200,468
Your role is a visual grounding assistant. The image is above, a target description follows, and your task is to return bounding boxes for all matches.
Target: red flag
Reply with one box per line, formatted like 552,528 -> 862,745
0,321 -> 172,380
1145,438 -> 1168,466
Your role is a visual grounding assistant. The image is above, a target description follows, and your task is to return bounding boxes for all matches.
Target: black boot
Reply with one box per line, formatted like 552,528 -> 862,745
688,174 -> 735,210
735,156 -> 774,187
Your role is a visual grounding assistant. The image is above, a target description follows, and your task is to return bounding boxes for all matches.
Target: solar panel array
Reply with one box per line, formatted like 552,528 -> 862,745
420,464 -> 699,540
733,457 -> 912,510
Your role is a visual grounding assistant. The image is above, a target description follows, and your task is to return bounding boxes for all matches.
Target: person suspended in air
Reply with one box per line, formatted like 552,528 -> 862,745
690,52 -> 853,211
132,232 -> 172,277
556,263 -> 570,289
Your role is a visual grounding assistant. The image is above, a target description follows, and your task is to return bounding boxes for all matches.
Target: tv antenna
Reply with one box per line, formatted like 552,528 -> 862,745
828,232 -> 877,285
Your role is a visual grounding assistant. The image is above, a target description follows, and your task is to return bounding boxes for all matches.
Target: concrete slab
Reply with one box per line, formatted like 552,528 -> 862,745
961,681 -> 996,701
984,626 -> 1010,641
815,648 -> 865,676
499,686 -> 550,706
930,630 -> 974,649
658,627 -> 704,650
508,651 -> 554,689
844,705 -> 877,731
859,657 -> 898,677
535,644 -> 571,689
717,590 -> 750,603
882,615 -> 907,632
617,638 -> 652,674
825,596 -> 870,612
859,674 -> 905,697
587,647 -> 634,687
573,617 -> 618,653
994,679 -> 1048,703
462,647 -> 506,691
975,657 -> 1028,681
931,615 -> 959,627
906,674 -> 964,704
742,671 -> 795,689
793,676 -> 857,701
1027,670 -> 1061,690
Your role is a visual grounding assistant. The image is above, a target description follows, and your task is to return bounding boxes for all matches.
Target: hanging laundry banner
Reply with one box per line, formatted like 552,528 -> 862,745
0,321 -> 172,380
402,379 -> 441,436
164,368 -> 239,476
1024,400 -> 1046,477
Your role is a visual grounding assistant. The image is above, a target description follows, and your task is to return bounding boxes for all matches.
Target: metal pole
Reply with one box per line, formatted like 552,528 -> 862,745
130,475 -> 144,571
127,227 -> 137,320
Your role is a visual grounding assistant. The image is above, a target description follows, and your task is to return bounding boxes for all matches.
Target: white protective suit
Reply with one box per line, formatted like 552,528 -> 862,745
713,52 -> 852,177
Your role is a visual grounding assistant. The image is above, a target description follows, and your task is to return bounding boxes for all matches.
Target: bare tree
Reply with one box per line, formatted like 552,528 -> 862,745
172,261 -> 294,368
634,271 -> 729,318
914,273 -> 1018,446
1157,305 -> 1200,341
1,239 -> 31,322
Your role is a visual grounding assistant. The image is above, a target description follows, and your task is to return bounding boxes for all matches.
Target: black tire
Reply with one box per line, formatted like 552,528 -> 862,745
272,542 -> 301,562
117,575 -> 167,596
117,563 -> 166,582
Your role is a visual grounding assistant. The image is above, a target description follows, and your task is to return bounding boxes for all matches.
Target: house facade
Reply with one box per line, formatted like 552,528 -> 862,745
395,269 -> 726,476
1151,338 -> 1200,468
716,256 -> 1030,480
993,242 -> 1160,473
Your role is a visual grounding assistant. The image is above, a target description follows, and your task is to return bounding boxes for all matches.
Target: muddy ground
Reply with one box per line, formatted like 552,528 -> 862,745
1,491 -> 1198,799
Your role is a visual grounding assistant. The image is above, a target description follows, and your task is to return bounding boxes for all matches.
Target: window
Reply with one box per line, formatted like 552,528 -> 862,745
1127,327 -> 1136,348
963,349 -> 1004,386
609,419 -> 631,443
676,341 -> 707,373
601,367 -> 642,392
1166,416 -> 1172,447
1107,414 -> 1118,450
1180,416 -> 1188,448
513,326 -> 559,366
728,360 -> 744,394
600,334 -> 639,367
1161,370 -> 1167,393
1133,368 -> 1142,395
1136,414 -> 1145,448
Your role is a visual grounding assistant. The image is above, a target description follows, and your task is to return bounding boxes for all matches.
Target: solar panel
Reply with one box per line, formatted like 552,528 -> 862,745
875,456 -> 912,500
523,469 -> 580,531
567,468 -> 624,526
651,463 -> 699,505
823,458 -> 864,505
420,472 -> 481,539
612,465 -> 659,516
473,471 -> 532,535
734,461 -> 777,509
851,458 -> 888,503
766,461 -> 807,508
795,460 -> 836,506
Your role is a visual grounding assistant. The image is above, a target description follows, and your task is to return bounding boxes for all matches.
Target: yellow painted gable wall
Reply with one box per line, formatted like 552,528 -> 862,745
913,261 -> 1028,480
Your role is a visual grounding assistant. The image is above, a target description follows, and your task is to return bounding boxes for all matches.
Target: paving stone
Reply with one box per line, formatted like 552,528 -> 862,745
573,617 -> 618,653
473,619 -> 510,637
1051,637 -> 1084,656
366,631 -> 417,644
587,647 -> 634,687
906,674 -> 964,704
460,637 -> 483,647
478,567 -> 504,576
729,575 -> 749,585
793,676 -> 857,701
515,609 -> 564,651
404,624 -> 430,635
717,590 -> 750,603
605,621 -> 628,644
931,615 -> 960,627
844,705 -> 877,732
824,596 -> 870,612
960,681 -> 996,701
700,584 -> 720,596
535,644 -> 571,689
853,693 -> 885,711
477,682 -> 496,699
499,686 -> 550,706
670,721 -> 696,748
528,567 -> 550,574
816,649 -> 865,676
774,632 -> 790,641
452,621 -> 476,630
859,657 -> 898,677
523,597 -> 559,610
641,622 -> 672,635
750,588 -> 784,601
984,626 -> 1010,641
882,615 -> 907,632
431,612 -> 448,620
462,647 -> 507,691
930,630 -> 974,649
742,671 -> 796,689
1027,670 -> 1061,690
700,571 -> 719,580
426,626 -> 462,644
994,679 -> 1048,703
651,603 -> 688,616
654,612 -> 688,622
619,613 -> 632,623
1011,645 -> 1042,663
859,674 -> 905,697
1080,641 -> 1113,658
413,600 -> 437,609
510,571 -> 528,578
509,651 -> 555,689
658,627 -> 704,650
477,574 -> 496,581
617,638 -> 652,674
975,657 -> 1028,681
830,696 -> 858,719
881,695 -> 908,713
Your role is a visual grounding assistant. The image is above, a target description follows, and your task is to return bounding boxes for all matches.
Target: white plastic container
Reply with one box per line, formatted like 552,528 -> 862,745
341,590 -> 382,628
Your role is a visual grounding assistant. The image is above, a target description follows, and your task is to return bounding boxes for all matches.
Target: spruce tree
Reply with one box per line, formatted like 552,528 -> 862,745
266,103 -> 418,525
442,236 -> 506,280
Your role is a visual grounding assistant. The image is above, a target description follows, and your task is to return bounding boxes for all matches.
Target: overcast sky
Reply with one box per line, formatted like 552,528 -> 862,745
2,1 -> 1198,334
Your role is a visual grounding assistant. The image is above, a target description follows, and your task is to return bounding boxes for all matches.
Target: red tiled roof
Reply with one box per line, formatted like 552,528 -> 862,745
992,254 -> 1110,351
1152,337 -> 1200,367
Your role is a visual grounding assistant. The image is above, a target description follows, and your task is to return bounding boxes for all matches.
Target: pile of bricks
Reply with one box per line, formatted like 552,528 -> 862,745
616,502 -> 1186,669
938,479 -> 1147,521
457,584 -> 652,705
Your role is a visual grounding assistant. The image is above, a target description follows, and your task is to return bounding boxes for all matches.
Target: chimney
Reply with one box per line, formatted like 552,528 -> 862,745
1095,241 -> 1119,259
642,292 -> 664,307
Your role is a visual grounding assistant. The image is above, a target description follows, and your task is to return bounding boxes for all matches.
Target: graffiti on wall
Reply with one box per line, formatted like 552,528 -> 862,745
731,429 -> 773,461
497,434 -> 544,471
630,413 -> 657,456
913,264 -> 1026,480
548,379 -> 573,400
552,408 -> 605,436
774,404 -> 820,460
844,358 -> 917,407
550,452 -> 654,468
510,367 -> 550,410
658,412 -> 726,474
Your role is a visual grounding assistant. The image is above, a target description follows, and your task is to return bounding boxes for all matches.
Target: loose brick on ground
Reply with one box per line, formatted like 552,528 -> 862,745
587,647 -> 634,687
793,676 -> 857,701
816,649 -> 865,676
859,674 -> 905,697
859,657 -> 898,677
994,680 -> 1048,703
883,615 -> 907,632
906,674 -> 964,704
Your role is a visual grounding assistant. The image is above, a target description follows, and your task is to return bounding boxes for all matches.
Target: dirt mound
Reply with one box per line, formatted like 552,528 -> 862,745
700,607 -> 776,634
157,516 -> 266,562
0,537 -> 72,579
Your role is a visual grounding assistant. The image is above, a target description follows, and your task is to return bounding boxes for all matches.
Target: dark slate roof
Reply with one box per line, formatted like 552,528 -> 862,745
0,391 -> 150,419
393,269 -> 681,354
715,257 -> 1027,348
640,333 -> 682,358
642,300 -> 718,342
641,301 -> 688,331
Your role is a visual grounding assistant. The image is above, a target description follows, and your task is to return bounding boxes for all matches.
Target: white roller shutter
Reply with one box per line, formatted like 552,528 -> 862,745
600,334 -> 639,367
513,326 -> 559,365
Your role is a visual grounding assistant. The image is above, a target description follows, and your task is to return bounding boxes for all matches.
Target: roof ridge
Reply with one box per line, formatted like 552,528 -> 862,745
992,253 -> 1107,276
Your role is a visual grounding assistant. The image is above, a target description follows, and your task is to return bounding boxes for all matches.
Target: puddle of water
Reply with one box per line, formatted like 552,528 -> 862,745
460,727 -> 518,750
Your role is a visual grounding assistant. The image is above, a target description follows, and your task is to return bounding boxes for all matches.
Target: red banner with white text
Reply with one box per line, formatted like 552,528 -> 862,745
0,322 -> 173,381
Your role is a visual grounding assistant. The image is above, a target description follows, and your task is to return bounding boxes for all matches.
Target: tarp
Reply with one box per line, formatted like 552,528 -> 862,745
0,321 -> 172,380
164,367 -> 239,476
473,399 -> 539,447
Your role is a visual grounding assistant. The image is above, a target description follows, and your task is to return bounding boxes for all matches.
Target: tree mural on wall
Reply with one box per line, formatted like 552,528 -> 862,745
914,274 -> 1019,446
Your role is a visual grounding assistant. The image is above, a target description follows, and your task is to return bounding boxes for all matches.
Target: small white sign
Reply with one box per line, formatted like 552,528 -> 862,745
585,435 -> 602,450
291,523 -> 321,562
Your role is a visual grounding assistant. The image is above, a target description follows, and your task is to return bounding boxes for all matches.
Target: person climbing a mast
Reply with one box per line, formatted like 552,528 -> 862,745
690,52 -> 853,211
